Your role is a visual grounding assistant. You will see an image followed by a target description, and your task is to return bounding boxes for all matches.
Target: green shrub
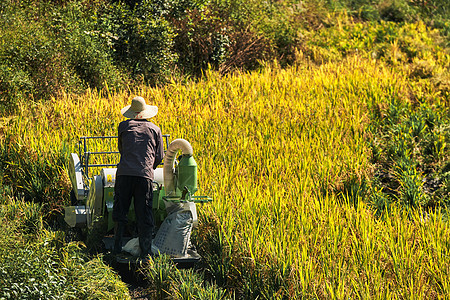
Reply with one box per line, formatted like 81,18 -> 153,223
0,4 -> 63,109
0,0 -> 125,110
305,18 -> 449,70
98,0 -> 177,85
171,5 -> 230,75
0,0 -> 447,105
0,199 -> 130,299
48,1 -> 125,91
378,0 -> 419,23
409,0 -> 450,22
323,0 -> 380,21
0,65 -> 33,113
0,242 -> 77,299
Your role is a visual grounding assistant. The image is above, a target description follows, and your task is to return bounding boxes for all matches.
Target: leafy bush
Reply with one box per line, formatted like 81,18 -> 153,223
48,1 -> 125,91
171,2 -> 272,75
171,5 -> 230,75
0,3 -> 62,110
378,0 -> 419,23
0,1 -> 125,111
0,0 -> 178,108
0,0 -> 448,109
0,235 -> 75,299
305,18 -> 448,64
98,0 -> 177,85
0,198 -> 130,299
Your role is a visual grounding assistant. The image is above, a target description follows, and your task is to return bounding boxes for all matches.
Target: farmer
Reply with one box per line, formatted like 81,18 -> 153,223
113,96 -> 164,258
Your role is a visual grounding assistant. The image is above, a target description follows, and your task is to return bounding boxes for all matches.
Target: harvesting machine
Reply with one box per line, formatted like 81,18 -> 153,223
64,135 -> 212,263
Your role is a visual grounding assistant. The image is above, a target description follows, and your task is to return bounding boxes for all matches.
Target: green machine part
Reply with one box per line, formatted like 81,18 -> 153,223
104,185 -> 136,232
176,154 -> 198,196
102,156 -> 200,231
152,184 -> 166,227
152,153 -> 199,226
104,179 -> 167,231
104,185 -> 115,232
101,167 -> 170,231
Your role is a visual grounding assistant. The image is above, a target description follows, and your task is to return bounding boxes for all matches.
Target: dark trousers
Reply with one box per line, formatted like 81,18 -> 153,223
112,175 -> 154,237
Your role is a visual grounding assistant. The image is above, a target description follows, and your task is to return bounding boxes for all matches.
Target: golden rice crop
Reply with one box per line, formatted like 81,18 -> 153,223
3,56 -> 450,298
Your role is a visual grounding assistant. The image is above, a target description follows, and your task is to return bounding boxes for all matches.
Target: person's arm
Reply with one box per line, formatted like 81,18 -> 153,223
153,129 -> 164,169
118,123 -> 123,154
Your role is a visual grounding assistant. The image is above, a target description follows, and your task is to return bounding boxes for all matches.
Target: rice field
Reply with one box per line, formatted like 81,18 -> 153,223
3,56 -> 450,298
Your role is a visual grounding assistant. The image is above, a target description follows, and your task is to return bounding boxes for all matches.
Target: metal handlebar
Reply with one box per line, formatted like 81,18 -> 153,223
79,134 -> 170,180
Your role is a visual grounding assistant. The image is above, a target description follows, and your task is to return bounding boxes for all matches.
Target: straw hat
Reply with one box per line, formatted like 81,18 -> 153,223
121,96 -> 158,119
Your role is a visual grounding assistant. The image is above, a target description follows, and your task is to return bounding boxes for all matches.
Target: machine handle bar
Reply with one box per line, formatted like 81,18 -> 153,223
87,151 -> 120,155
162,195 -> 213,203
79,134 -> 170,179
86,163 -> 118,168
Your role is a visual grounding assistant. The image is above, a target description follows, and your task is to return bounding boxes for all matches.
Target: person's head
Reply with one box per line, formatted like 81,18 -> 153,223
121,96 -> 158,119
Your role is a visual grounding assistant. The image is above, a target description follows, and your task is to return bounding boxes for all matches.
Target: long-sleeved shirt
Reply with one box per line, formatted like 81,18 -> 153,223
116,119 -> 164,179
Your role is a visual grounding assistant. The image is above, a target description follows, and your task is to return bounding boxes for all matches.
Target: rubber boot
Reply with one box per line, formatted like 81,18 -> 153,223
139,228 -> 152,259
113,222 -> 125,255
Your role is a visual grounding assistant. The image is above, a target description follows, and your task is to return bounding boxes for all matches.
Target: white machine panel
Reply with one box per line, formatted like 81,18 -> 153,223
69,153 -> 85,200
154,168 -> 164,185
101,168 -> 117,188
